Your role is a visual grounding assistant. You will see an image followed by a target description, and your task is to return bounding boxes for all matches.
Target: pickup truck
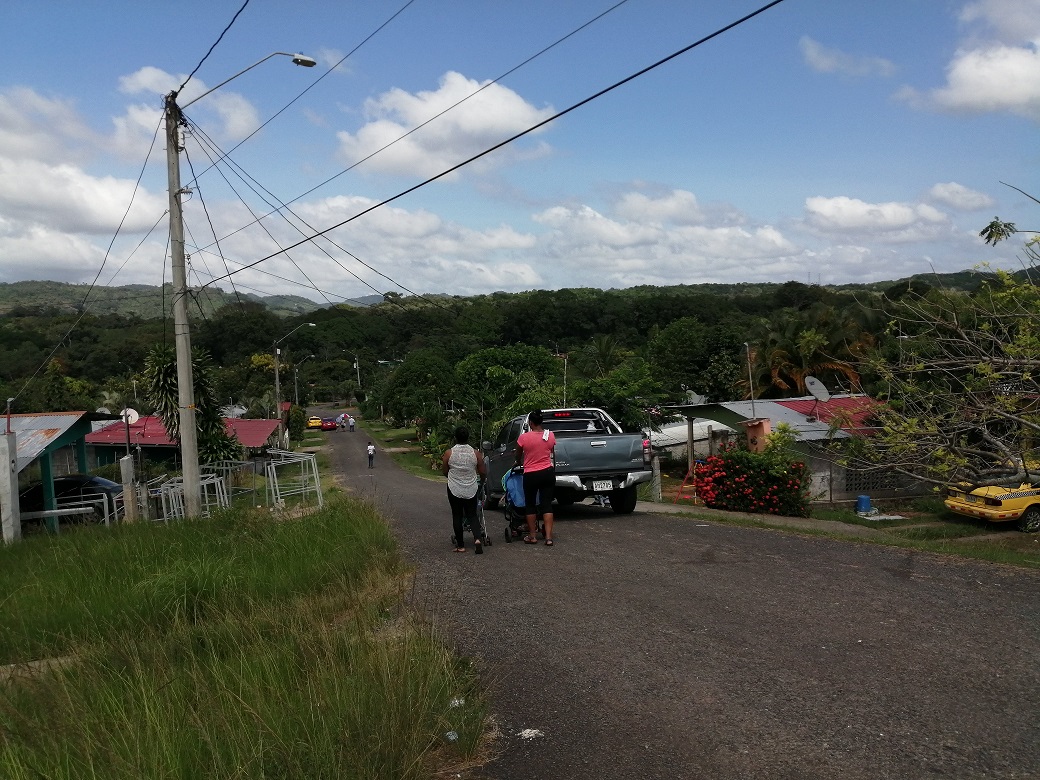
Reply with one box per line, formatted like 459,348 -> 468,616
482,408 -> 652,514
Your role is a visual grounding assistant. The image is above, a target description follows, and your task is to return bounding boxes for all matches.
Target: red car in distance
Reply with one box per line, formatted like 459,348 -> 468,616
320,418 -> 338,431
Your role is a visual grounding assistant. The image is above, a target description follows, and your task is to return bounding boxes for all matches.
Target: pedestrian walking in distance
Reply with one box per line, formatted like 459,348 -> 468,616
367,441 -> 375,468
348,415 -> 355,432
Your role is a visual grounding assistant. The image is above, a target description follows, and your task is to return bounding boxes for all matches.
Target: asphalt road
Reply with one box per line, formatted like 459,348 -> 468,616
327,425 -> 1040,780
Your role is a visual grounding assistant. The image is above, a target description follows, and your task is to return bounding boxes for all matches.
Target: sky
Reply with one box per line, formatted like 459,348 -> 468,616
1,0 -> 1038,306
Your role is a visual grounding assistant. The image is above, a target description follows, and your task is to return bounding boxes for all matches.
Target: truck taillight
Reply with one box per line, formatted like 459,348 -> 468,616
642,438 -> 651,466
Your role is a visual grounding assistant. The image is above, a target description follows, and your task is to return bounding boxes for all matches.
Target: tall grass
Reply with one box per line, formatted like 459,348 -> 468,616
0,500 -> 490,778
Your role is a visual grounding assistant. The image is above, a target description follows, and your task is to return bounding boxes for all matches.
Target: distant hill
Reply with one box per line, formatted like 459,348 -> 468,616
0,270 -> 1032,320
0,281 -> 328,318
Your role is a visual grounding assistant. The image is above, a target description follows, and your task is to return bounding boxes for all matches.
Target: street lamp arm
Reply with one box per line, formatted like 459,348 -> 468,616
182,52 -> 316,108
274,322 -> 317,347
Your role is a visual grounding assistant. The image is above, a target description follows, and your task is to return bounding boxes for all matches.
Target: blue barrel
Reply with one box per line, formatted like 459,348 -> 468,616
856,495 -> 871,513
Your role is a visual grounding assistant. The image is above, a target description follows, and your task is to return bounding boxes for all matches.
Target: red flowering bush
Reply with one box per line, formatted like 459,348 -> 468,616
694,445 -> 811,517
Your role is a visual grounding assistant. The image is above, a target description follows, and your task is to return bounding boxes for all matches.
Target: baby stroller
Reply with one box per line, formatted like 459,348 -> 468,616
450,480 -> 491,549
501,467 -> 544,543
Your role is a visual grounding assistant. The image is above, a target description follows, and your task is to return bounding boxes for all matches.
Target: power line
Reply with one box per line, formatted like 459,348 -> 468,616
191,0 -> 631,256
201,0 -> 789,290
174,0 -> 252,98
179,0 -> 419,192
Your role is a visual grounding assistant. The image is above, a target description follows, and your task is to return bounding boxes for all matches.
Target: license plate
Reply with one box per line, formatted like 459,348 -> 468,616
592,480 -> 613,492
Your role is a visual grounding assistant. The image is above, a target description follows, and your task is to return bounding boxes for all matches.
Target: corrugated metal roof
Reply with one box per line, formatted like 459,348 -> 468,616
6,411 -> 118,472
666,394 -> 878,442
86,416 -> 280,449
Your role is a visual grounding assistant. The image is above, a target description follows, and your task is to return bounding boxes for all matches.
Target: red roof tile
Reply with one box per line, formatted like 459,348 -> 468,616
774,396 -> 878,432
86,416 -> 280,449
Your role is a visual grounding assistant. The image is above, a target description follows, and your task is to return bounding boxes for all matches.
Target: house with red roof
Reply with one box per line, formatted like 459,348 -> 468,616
86,416 -> 281,468
663,394 -> 920,503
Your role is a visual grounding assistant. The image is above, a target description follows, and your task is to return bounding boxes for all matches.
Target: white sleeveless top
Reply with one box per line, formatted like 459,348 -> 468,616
446,444 -> 479,499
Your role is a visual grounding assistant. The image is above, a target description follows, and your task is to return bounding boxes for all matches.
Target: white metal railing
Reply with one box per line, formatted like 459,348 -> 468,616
157,473 -> 229,520
264,449 -> 322,508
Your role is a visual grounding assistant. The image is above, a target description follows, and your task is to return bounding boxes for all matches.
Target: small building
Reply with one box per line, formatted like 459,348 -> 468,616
86,416 -> 281,468
665,394 -> 922,503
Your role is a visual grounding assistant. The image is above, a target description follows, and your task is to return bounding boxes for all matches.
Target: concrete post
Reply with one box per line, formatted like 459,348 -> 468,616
120,455 -> 138,523
0,432 -> 20,544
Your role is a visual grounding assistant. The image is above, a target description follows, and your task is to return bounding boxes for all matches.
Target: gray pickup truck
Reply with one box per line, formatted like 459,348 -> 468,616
482,408 -> 652,514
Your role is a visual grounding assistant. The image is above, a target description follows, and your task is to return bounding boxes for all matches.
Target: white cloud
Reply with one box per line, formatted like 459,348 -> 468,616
927,182 -> 995,210
0,157 -> 164,234
929,42 -> 1040,120
336,71 -> 554,177
959,0 -> 1040,42
613,190 -> 706,225
901,1 -> 1040,121
0,88 -> 98,164
804,195 -> 951,242
799,37 -> 896,77
118,66 -> 262,141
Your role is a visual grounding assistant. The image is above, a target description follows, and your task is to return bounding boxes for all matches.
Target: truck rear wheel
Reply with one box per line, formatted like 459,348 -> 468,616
609,486 -> 638,514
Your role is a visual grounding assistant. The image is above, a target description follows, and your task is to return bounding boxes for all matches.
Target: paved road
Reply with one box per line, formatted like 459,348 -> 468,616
327,425 -> 1040,780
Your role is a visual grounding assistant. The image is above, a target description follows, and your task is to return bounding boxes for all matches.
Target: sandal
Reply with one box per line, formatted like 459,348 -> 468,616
474,541 -> 483,555
544,539 -> 554,546
523,535 -> 538,544
454,547 -> 466,553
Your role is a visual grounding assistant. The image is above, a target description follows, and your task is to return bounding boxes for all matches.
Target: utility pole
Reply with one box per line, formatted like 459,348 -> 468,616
165,93 -> 202,517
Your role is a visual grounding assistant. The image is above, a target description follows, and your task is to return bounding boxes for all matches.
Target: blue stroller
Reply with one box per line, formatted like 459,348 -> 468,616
501,467 -> 544,543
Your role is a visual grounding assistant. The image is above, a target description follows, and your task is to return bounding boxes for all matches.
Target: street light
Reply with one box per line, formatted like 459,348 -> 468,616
744,342 -> 756,419
165,51 -> 314,517
294,354 -> 316,407
274,323 -> 316,425
554,352 -> 568,406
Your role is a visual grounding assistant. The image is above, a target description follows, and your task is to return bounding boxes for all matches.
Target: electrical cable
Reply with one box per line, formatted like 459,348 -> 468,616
192,0 -> 631,253
183,142 -> 243,307
180,0 -> 419,190
184,124 -> 341,308
201,0 -> 788,290
9,113 -> 165,404
186,118 -> 438,308
174,0 -> 251,99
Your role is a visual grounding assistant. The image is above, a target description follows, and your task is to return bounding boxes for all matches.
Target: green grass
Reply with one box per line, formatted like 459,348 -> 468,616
0,500 -> 490,778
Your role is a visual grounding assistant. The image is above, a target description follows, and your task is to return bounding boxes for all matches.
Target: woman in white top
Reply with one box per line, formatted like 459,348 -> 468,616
441,426 -> 488,554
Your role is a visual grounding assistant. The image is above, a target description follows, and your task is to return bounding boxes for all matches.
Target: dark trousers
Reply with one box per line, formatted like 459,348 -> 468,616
447,487 -> 483,546
368,453 -> 374,467
523,467 -> 555,512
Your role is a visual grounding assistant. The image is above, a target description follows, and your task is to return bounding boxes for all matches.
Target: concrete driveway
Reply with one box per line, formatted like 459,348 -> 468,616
326,425 -> 1040,779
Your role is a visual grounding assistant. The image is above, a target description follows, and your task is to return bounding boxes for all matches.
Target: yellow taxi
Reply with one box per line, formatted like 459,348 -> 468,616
944,483 -> 1040,532
306,416 -> 323,430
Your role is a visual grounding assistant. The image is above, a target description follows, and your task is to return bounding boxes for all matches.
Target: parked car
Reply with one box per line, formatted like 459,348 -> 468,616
19,474 -> 124,521
944,482 -> 1040,532
306,416 -> 323,429
321,418 -> 338,431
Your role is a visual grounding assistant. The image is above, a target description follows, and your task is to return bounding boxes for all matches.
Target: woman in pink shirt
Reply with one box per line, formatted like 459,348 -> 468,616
515,409 -> 556,546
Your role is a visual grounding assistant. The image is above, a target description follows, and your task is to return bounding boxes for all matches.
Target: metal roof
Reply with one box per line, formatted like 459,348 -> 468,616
664,394 -> 878,442
6,411 -> 120,472
86,416 -> 280,449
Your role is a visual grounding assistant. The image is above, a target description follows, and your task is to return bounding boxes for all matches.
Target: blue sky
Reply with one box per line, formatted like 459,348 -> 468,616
1,0 -> 1038,304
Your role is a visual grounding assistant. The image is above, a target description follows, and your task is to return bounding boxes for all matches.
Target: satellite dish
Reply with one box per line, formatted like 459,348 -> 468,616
804,376 -> 831,403
96,407 -> 111,415
120,408 -> 140,425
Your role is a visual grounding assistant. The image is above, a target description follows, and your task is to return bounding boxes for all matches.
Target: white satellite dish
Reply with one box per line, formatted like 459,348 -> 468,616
96,407 -> 111,415
805,376 -> 831,403
120,408 -> 140,425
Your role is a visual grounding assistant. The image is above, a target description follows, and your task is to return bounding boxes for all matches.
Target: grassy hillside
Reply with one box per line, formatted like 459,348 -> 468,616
0,281 -> 326,319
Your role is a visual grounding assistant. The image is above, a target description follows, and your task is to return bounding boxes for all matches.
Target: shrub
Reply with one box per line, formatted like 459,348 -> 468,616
694,428 -> 811,516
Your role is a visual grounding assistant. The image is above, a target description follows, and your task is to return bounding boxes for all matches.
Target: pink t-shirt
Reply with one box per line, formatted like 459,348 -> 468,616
516,429 -> 556,472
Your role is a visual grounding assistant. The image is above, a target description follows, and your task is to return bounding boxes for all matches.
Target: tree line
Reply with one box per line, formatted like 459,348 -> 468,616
2,265 -> 1037,490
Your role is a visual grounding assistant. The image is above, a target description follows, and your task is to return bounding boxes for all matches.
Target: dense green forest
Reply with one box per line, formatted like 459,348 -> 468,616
1,269 -> 1019,444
